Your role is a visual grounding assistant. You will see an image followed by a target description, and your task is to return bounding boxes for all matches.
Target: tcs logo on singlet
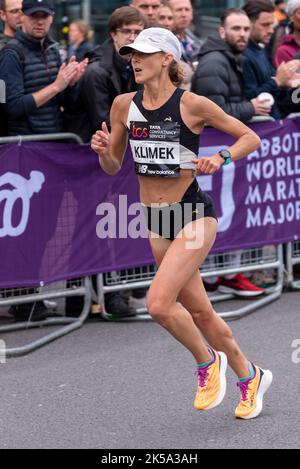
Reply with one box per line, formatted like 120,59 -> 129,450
131,125 -> 149,139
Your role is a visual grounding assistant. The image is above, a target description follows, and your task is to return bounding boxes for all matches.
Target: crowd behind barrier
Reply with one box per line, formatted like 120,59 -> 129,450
1,0 -> 300,356
0,116 -> 299,356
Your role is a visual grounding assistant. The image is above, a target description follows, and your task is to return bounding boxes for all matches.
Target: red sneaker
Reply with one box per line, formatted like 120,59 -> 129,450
203,279 -> 220,292
218,274 -> 265,297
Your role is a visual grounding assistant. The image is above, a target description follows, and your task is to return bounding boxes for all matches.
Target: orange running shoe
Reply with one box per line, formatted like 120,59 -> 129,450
194,349 -> 228,411
235,364 -> 273,419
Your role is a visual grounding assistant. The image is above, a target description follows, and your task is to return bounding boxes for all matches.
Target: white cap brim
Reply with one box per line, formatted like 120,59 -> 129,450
119,42 -> 162,56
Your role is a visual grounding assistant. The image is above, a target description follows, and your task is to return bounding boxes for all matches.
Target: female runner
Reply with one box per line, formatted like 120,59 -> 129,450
91,28 -> 273,419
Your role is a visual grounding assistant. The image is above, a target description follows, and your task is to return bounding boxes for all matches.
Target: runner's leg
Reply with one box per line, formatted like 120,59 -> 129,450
146,218 -> 217,364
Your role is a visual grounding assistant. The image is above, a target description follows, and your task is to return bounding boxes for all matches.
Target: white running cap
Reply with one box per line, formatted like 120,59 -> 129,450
119,27 -> 182,64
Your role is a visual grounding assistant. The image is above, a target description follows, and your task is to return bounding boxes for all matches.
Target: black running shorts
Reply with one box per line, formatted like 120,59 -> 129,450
142,178 -> 217,241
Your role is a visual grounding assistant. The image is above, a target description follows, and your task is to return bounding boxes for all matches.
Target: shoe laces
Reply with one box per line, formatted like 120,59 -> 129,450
195,366 -> 210,388
237,380 -> 250,401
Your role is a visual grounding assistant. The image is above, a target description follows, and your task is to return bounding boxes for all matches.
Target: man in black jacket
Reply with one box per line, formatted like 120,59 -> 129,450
0,0 -> 88,136
192,8 -> 269,297
0,0 -> 23,51
0,0 -> 87,321
191,8 -> 272,122
65,7 -> 148,318
65,6 -> 147,143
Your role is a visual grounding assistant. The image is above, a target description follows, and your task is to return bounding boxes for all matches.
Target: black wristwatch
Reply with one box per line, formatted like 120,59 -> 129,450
218,149 -> 232,165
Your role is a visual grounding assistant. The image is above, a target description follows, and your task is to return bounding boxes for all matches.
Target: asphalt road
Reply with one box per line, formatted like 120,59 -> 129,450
1,292 -> 300,449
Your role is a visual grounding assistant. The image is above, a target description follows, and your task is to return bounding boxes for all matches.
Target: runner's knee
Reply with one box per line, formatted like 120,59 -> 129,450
147,298 -> 173,324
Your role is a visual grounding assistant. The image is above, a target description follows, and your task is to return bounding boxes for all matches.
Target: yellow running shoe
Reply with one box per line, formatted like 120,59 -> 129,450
235,364 -> 273,420
194,349 -> 228,411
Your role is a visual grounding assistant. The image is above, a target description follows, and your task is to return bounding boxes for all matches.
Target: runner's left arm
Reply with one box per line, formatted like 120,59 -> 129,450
197,95 -> 261,160
189,95 -> 261,175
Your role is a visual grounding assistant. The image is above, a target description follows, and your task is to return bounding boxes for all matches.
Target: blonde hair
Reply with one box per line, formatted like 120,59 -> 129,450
168,60 -> 185,87
70,20 -> 93,41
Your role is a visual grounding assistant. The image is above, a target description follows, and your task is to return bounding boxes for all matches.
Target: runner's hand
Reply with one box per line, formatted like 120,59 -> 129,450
192,155 -> 224,175
91,122 -> 111,158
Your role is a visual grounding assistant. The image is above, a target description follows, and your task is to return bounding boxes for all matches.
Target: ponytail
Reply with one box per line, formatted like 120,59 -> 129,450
168,60 -> 185,87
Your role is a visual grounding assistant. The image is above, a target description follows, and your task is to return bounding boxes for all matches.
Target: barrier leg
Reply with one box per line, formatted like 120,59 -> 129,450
0,277 -> 92,358
286,242 -> 300,290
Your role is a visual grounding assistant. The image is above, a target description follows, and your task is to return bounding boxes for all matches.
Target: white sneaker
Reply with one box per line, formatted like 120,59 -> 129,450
128,295 -> 147,311
43,300 -> 58,311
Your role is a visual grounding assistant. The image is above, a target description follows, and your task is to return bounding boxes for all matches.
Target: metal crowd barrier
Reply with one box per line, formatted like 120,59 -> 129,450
286,242 -> 300,290
0,132 -> 87,358
0,127 -> 290,354
0,132 -> 83,145
96,244 -> 284,321
0,277 -> 92,358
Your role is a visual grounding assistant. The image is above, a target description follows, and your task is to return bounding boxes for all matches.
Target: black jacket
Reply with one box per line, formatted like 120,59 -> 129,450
64,39 -> 139,142
242,40 -> 283,119
0,29 -> 78,135
191,36 -> 254,123
67,39 -> 94,62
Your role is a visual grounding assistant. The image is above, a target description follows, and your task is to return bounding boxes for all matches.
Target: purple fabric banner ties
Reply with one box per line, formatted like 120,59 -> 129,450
0,118 -> 299,288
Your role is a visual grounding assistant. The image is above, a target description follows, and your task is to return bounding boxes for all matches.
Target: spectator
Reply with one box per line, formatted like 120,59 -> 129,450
131,0 -> 161,26
242,0 -> 299,119
274,0 -> 288,22
275,0 -> 300,65
64,6 -> 147,143
157,0 -> 174,31
156,0 -> 192,89
192,9 -> 268,297
0,0 -> 22,136
0,0 -> 88,135
192,8 -> 272,122
168,0 -> 202,90
0,0 -> 22,50
0,0 -> 87,321
266,12 -> 291,66
67,20 -> 94,62
65,6 -> 148,318
169,0 -> 202,64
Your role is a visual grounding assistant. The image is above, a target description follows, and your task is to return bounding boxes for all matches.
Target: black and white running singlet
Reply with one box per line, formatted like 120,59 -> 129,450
127,88 -> 199,178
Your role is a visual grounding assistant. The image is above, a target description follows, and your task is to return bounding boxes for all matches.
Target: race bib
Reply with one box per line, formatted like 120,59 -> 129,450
129,121 -> 181,178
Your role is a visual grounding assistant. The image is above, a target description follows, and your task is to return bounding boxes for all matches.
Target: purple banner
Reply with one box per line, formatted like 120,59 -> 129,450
0,118 -> 299,288
199,117 -> 300,252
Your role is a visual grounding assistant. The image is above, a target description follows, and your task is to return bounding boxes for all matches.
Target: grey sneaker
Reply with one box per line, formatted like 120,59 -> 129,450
128,295 -> 147,311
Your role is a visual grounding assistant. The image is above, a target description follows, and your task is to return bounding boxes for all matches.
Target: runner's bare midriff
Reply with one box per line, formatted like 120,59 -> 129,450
138,169 -> 194,205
